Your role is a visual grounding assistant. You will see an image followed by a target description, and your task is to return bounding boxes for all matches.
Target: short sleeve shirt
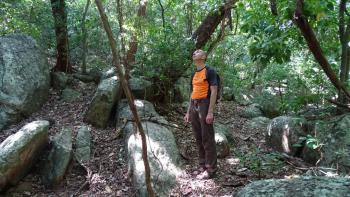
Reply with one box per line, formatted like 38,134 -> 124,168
191,67 -> 218,99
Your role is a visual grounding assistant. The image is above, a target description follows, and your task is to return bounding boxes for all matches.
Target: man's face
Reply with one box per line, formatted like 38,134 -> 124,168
192,50 -> 205,61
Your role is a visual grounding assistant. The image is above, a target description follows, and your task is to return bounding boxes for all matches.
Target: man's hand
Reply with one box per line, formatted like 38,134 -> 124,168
206,112 -> 214,124
184,113 -> 190,124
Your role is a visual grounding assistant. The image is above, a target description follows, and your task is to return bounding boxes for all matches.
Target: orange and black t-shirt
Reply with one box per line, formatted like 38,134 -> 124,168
191,66 -> 218,99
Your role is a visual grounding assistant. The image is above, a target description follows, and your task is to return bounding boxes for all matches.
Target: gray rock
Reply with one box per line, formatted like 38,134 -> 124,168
128,78 -> 154,100
61,88 -> 81,102
214,123 -> 230,158
101,67 -> 117,80
241,104 -> 264,119
310,114 -> 350,172
119,99 -> 183,196
84,76 -> 120,128
246,116 -> 271,130
253,91 -> 281,118
174,77 -> 191,103
0,35 -> 50,130
0,120 -> 49,191
117,99 -> 160,121
124,121 -> 183,197
75,126 -> 91,164
266,116 -> 307,156
51,72 -> 70,89
236,176 -> 350,197
41,128 -> 72,186
87,67 -> 102,82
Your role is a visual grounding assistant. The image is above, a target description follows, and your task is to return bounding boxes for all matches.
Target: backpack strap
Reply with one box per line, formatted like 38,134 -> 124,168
190,71 -> 195,92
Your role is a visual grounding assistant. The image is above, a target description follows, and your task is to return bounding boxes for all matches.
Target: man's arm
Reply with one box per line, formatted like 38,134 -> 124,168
208,86 -> 217,114
206,85 -> 217,124
187,95 -> 192,114
184,92 -> 192,123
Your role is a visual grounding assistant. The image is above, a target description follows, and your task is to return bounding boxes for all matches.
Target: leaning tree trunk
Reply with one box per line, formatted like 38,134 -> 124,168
162,0 -> 238,100
192,0 -> 237,49
95,0 -> 155,196
50,0 -> 72,73
293,0 -> 350,100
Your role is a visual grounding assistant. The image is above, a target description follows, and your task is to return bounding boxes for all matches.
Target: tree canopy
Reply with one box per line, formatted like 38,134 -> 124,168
1,0 -> 349,111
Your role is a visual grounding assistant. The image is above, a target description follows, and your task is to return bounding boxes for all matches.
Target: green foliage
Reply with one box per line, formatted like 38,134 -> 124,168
295,134 -> 324,150
0,0 -> 55,48
0,0 -> 347,110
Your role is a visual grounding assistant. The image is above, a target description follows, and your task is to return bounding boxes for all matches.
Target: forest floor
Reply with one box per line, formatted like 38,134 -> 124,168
0,83 -> 310,197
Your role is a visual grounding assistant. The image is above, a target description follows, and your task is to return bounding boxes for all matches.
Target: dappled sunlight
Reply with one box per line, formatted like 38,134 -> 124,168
0,121 -> 42,149
134,100 -> 145,107
282,124 -> 290,153
110,75 -> 119,81
126,127 -> 183,182
226,157 -> 240,165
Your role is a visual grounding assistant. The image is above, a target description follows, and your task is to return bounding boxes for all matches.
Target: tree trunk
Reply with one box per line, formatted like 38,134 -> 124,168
50,0 -> 72,73
269,0 -> 278,16
124,0 -> 147,79
339,0 -> 350,102
81,0 -> 90,74
95,0 -> 155,196
191,0 -> 237,49
293,0 -> 350,99
186,0 -> 193,36
116,0 -> 126,61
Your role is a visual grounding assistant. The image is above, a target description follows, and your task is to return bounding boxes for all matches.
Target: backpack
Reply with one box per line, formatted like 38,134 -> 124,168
190,66 -> 222,103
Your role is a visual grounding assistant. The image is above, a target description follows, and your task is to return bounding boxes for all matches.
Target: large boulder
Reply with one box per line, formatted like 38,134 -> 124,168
253,91 -> 281,118
307,114 -> 350,172
266,116 -> 308,156
174,77 -> 191,103
118,100 -> 183,196
124,121 -> 183,197
117,99 -> 160,121
214,123 -> 230,158
128,78 -> 154,100
41,128 -> 72,186
84,76 -> 120,128
0,35 -> 50,130
236,176 -> 350,197
0,120 -> 49,191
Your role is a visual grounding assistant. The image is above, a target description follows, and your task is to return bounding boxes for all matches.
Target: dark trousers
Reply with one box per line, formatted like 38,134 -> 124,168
190,100 -> 217,172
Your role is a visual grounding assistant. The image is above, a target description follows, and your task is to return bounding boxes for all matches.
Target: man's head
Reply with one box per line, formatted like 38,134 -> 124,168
192,49 -> 207,62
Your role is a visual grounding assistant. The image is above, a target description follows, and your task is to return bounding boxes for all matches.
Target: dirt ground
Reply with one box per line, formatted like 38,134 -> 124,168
0,83 -> 308,197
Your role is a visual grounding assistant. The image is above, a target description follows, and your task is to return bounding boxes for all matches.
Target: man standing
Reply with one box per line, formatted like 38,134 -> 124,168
184,49 -> 218,179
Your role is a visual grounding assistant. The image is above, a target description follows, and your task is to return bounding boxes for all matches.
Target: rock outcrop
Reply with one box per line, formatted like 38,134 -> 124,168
237,176 -> 350,197
0,120 -> 49,191
0,35 -> 50,130
117,99 -> 183,196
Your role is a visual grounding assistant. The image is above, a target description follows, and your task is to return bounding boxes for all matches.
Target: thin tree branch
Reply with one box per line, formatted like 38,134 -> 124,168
157,0 -> 165,29
94,1 -> 155,196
